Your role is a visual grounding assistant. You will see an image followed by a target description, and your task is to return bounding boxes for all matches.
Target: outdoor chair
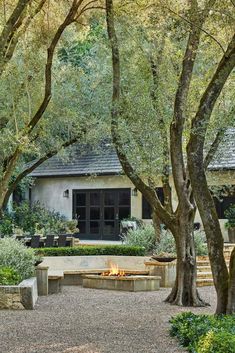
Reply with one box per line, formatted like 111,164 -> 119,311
45,234 -> 55,247
57,234 -> 67,247
30,235 -> 40,248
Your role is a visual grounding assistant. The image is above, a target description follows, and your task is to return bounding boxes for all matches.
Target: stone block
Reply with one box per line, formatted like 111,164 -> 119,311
83,275 -> 161,292
145,260 -> 176,288
0,277 -> 38,310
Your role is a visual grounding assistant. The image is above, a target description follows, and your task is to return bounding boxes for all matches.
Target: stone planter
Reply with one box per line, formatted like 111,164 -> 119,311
228,227 -> 235,243
0,277 -> 38,310
145,260 -> 176,288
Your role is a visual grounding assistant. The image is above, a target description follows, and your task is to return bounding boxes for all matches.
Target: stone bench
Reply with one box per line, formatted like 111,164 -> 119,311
37,256 -> 152,293
48,271 -> 64,294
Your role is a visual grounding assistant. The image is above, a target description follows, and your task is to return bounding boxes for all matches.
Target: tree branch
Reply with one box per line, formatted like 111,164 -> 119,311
2,130 -> 86,210
203,128 -> 226,169
0,0 -> 33,76
187,33 -> 235,162
170,0 -> 215,202
1,0 -> 85,192
105,0 -> 175,228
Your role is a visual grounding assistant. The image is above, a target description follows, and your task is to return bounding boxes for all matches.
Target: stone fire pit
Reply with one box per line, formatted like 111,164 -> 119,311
83,274 -> 161,292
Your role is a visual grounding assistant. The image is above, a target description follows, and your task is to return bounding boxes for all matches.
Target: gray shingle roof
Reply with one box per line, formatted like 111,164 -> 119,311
29,145 -> 122,177
29,129 -> 235,178
208,129 -> 235,171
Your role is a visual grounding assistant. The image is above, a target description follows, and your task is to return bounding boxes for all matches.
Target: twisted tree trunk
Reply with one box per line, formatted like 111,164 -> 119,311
227,247 -> 235,314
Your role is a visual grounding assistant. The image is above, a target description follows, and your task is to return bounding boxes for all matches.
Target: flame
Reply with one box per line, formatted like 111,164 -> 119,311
102,262 -> 126,277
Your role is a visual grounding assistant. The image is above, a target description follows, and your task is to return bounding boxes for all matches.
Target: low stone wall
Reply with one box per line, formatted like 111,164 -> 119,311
41,255 -> 151,273
0,277 -> 38,310
145,260 -> 176,288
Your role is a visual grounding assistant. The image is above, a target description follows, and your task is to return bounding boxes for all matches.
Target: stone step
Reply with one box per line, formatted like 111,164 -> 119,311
196,278 -> 214,287
197,266 -> 211,272
197,271 -> 213,279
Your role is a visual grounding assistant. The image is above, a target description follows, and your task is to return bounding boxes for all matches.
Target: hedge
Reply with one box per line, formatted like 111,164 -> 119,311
35,245 -> 145,257
170,312 -> 235,353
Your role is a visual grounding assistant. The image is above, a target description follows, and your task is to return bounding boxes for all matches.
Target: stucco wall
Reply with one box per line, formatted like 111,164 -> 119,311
31,175 -> 142,220
31,170 -> 235,241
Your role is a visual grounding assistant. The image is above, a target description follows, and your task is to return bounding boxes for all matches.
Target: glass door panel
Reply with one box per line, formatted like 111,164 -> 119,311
104,221 -> 115,236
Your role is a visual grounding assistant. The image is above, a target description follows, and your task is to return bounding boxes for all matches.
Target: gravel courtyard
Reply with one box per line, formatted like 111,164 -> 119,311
0,286 -> 216,353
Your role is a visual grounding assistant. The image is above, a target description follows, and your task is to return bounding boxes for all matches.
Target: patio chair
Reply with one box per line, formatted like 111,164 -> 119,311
45,234 -> 55,247
57,234 -> 67,247
30,235 -> 40,248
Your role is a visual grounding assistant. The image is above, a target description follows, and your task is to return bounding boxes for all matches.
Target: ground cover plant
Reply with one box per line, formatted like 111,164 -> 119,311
35,245 -> 145,257
170,312 -> 235,353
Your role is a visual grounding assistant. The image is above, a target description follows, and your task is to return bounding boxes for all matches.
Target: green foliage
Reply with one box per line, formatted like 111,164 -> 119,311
0,202 -> 77,236
122,224 -> 156,252
0,216 -> 13,236
170,312 -> 235,353
225,204 -> 235,228
197,331 -> 235,353
194,231 -> 208,256
155,230 -> 176,256
35,245 -> 145,257
123,226 -> 207,256
0,237 -> 36,281
0,266 -> 21,285
154,230 -> 207,257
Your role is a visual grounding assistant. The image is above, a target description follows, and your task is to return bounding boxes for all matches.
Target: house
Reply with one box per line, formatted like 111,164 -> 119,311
29,131 -> 235,241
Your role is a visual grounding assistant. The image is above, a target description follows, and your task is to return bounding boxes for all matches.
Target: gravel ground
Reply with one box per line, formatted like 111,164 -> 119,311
0,286 -> 216,353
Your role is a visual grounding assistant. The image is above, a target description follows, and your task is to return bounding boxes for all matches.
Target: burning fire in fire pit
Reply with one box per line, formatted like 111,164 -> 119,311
102,262 -> 126,277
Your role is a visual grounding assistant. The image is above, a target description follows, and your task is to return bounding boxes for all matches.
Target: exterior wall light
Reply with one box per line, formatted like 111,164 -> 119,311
63,189 -> 69,198
132,188 -> 138,196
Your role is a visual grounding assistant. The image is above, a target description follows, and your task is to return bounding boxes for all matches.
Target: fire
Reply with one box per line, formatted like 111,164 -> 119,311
102,262 -> 126,277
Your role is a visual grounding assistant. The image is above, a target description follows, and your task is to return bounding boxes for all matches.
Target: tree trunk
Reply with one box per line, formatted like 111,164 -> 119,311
152,210 -> 161,243
227,247 -> 235,314
187,160 -> 229,313
166,213 -> 206,306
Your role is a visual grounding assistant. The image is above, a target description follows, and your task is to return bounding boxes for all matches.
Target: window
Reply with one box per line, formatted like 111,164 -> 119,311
142,188 -> 164,219
211,185 -> 235,219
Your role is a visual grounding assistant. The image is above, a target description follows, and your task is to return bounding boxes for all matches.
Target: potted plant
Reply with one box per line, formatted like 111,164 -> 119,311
151,251 -> 176,262
225,204 -> 235,243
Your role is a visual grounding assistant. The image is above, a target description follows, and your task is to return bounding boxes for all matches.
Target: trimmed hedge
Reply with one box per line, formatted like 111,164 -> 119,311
35,245 -> 145,257
170,312 -> 235,353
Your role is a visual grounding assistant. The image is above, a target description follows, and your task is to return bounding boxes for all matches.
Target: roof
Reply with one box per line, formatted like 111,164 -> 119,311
29,144 -> 122,177
29,129 -> 235,178
208,129 -> 235,171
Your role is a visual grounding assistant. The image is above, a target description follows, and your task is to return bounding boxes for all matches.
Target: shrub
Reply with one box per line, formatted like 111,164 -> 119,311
122,224 -> 156,252
194,230 -> 208,256
0,201 -> 79,236
170,312 -> 235,353
35,245 -> 145,257
154,230 -> 207,257
197,331 -> 235,353
0,237 -> 36,281
0,266 -> 21,285
154,230 -> 176,256
225,204 -> 235,228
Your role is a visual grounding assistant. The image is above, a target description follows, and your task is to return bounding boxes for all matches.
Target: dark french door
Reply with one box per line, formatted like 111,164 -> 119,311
72,189 -> 131,240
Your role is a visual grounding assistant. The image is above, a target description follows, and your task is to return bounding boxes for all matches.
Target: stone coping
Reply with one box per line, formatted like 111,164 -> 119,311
145,260 -> 177,266
83,275 -> 161,281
